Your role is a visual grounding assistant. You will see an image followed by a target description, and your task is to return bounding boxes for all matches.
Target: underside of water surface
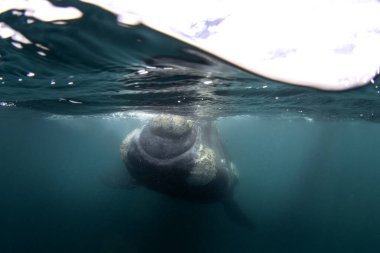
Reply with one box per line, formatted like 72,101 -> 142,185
0,0 -> 380,120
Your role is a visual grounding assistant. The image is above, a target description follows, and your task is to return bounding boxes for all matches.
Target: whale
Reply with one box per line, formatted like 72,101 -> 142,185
104,114 -> 254,230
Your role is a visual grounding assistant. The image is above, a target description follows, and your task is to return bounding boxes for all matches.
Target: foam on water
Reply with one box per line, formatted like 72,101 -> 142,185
80,0 -> 380,90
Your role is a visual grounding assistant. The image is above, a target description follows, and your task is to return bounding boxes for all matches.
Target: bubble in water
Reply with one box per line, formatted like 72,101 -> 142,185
11,42 -> 23,49
37,51 -> 46,56
137,69 -> 148,75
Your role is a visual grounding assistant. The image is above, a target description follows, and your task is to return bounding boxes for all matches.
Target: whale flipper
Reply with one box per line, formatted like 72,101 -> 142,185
222,197 -> 255,231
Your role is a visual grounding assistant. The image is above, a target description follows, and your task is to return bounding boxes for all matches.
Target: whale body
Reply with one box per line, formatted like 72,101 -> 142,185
110,114 -> 254,230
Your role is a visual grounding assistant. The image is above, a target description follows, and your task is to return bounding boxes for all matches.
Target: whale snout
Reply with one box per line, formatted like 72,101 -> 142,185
139,115 -> 197,160
149,114 -> 194,138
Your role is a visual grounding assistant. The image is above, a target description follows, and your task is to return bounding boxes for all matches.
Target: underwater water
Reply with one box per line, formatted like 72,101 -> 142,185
1,109 -> 380,253
1,1 -> 380,253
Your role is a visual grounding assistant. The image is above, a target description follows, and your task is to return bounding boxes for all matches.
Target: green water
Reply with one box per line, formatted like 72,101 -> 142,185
1,107 -> 380,253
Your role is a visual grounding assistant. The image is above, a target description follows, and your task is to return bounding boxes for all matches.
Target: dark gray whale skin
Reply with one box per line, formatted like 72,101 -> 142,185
118,115 -> 254,230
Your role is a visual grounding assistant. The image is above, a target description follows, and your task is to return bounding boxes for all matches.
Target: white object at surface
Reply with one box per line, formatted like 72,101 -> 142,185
82,0 -> 380,90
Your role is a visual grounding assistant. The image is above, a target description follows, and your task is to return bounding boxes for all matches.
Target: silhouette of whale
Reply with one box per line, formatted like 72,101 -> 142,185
107,114 -> 254,230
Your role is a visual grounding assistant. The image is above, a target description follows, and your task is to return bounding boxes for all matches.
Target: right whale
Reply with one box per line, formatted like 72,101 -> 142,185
106,114 -> 255,231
